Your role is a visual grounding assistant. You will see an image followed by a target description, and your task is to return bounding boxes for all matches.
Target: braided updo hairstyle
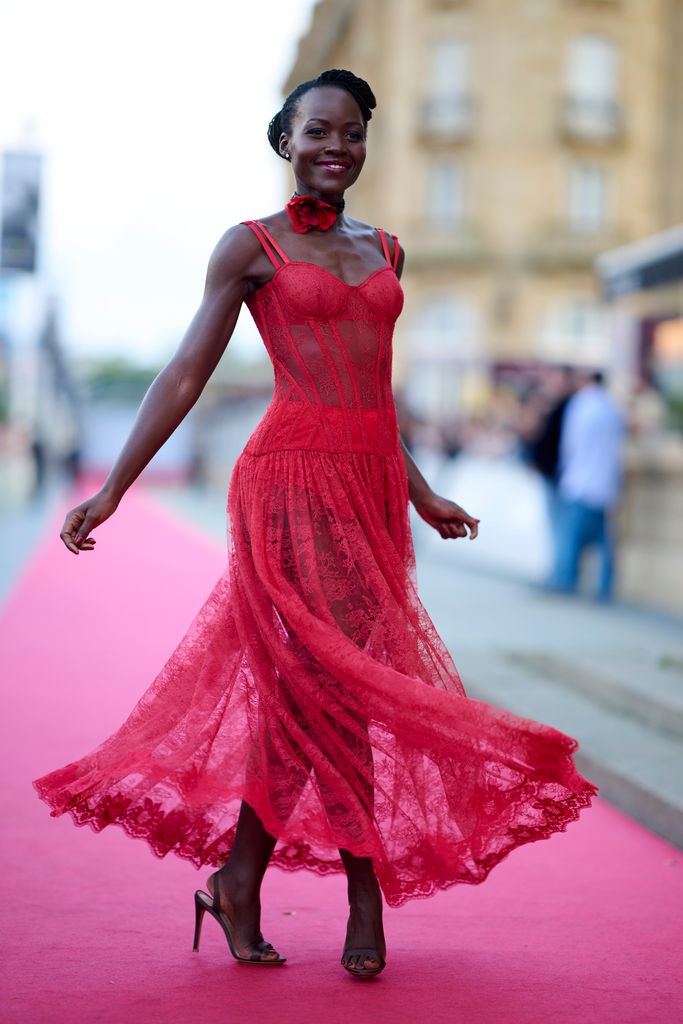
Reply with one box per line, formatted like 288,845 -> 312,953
267,69 -> 376,159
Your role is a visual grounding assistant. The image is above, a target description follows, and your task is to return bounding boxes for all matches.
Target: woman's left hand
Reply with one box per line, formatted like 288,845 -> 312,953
413,490 -> 480,540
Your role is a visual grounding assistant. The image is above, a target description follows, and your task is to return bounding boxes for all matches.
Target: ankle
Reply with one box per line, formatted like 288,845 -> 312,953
216,864 -> 262,903
347,878 -> 382,906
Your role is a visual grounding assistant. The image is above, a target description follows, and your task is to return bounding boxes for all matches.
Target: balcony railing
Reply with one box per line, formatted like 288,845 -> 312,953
560,96 -> 624,143
403,220 -> 490,268
525,221 -> 630,270
419,95 -> 475,141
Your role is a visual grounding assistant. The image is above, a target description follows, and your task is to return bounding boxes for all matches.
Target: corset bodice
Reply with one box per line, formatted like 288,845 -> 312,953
241,222 -> 405,457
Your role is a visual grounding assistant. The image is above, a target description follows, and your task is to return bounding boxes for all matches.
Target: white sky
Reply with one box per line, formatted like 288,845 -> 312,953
0,0 -> 316,364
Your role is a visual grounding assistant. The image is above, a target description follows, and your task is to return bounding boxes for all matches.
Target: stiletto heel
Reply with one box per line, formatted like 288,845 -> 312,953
192,891 -> 206,952
191,877 -> 286,965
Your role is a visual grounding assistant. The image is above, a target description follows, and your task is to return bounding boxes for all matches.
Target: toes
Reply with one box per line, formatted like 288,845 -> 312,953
344,953 -> 380,973
343,952 -> 380,973
254,940 -> 280,961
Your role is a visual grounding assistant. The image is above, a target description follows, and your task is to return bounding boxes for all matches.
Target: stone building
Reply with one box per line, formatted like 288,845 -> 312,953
284,0 -> 683,421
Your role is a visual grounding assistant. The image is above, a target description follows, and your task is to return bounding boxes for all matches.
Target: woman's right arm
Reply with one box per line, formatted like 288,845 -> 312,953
60,224 -> 259,554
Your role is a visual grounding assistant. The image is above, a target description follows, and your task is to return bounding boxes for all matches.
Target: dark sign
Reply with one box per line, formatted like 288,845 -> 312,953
1,151 -> 42,272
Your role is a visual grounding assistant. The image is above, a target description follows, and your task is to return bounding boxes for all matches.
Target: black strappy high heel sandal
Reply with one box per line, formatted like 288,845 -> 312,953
192,876 -> 286,966
341,947 -> 386,978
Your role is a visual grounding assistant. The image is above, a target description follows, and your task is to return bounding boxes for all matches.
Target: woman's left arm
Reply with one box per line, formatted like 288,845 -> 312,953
393,238 -> 479,541
400,437 -> 479,540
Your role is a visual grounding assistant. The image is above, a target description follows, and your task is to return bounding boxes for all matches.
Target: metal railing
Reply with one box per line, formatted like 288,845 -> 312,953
419,95 -> 475,140
560,96 -> 623,142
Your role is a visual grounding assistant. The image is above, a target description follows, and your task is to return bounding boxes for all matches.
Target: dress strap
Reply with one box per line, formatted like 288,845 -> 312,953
241,220 -> 290,268
376,227 -> 400,271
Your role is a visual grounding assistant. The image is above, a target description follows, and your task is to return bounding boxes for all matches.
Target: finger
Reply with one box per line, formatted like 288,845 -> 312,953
60,530 -> 81,555
460,510 -> 480,529
60,526 -> 85,555
74,514 -> 97,546
456,511 -> 479,539
60,508 -> 84,542
61,505 -> 94,552
443,522 -> 465,540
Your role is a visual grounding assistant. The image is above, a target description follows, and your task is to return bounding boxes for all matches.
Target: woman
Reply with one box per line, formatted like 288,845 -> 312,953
33,69 -> 597,979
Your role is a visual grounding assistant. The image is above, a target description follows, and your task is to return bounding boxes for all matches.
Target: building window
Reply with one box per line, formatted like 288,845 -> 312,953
407,296 -> 480,419
564,35 -> 620,138
430,38 -> 469,97
540,299 -> 608,362
415,296 -> 478,356
422,39 -> 472,136
567,35 -> 617,102
426,159 -> 465,225
568,164 -> 608,231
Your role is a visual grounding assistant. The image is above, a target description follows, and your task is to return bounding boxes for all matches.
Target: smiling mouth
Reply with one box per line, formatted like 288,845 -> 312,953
316,161 -> 351,171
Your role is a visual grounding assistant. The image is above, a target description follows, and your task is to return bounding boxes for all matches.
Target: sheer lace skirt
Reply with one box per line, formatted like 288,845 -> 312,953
33,448 -> 596,907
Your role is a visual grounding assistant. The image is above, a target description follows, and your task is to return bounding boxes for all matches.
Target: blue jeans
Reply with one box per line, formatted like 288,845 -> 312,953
542,478 -> 564,588
555,497 -> 616,600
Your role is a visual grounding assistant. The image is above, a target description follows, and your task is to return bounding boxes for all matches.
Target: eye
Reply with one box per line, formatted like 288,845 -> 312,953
347,132 -> 364,141
306,128 -> 325,136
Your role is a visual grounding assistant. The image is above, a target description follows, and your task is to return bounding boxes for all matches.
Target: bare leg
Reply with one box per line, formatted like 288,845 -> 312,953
206,800 -> 282,961
339,847 -> 386,973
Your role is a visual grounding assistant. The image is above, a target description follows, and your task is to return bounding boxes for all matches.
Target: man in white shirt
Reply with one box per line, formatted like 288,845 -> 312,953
555,371 -> 627,600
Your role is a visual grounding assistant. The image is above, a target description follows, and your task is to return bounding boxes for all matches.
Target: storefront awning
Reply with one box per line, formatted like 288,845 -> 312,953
596,223 -> 683,299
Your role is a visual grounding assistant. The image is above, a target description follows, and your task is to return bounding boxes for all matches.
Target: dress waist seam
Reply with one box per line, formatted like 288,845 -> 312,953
241,446 -> 400,460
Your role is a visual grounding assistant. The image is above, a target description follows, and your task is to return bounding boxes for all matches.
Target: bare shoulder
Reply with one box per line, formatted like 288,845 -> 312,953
204,221 -> 267,287
348,215 -> 406,274
256,209 -> 289,226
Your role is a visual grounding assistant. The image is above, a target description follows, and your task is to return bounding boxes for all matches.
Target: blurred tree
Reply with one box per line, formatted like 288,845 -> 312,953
84,357 -> 159,403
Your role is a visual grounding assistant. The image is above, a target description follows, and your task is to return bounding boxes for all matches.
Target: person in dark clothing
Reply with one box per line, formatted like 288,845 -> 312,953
527,365 -> 576,587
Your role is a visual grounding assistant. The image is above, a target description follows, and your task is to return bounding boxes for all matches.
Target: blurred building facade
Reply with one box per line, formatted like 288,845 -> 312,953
285,0 -> 683,421
596,224 -> 683,613
285,0 -> 683,615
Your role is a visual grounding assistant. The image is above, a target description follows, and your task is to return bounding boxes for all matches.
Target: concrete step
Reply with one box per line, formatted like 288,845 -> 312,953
504,650 -> 683,742
456,648 -> 683,850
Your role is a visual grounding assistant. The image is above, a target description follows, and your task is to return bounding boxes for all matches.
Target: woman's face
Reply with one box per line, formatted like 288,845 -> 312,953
280,85 -> 367,197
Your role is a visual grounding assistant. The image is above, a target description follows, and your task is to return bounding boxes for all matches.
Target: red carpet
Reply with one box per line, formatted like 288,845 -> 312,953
2,482 -> 681,1023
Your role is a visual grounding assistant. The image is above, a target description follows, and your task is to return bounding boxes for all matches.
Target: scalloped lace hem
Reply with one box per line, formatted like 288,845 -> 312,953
32,776 -> 597,909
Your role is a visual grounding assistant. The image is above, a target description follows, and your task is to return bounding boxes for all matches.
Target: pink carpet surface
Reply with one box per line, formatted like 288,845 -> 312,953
1,481 -> 681,1024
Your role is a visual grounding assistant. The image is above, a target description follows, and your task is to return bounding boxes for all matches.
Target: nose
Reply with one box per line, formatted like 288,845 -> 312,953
323,135 -> 348,155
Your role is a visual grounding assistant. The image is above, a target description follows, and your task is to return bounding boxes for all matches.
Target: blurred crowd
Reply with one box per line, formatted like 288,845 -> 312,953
396,364 -> 673,602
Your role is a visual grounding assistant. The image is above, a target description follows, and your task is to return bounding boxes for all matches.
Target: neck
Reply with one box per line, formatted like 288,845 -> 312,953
293,187 -> 345,215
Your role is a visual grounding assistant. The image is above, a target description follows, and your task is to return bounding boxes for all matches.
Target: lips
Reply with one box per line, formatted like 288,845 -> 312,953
316,161 -> 351,172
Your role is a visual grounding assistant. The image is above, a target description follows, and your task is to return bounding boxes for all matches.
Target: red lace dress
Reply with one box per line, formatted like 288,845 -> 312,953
33,220 -> 597,907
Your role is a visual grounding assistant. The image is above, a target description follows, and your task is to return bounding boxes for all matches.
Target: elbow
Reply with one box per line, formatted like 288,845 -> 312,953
164,358 -> 204,404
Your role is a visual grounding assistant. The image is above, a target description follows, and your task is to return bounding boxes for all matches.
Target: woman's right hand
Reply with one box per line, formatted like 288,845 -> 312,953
59,489 -> 121,555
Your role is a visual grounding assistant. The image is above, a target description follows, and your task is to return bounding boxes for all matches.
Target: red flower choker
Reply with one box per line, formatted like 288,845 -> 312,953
285,193 -> 344,233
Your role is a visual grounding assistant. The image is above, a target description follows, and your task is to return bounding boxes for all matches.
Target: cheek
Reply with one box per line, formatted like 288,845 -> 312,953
351,149 -> 366,176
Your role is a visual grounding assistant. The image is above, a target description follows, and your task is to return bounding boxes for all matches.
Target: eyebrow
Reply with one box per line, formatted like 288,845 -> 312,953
304,117 -> 364,128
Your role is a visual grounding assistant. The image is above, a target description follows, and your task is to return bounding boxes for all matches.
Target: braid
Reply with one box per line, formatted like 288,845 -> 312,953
267,68 -> 377,159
